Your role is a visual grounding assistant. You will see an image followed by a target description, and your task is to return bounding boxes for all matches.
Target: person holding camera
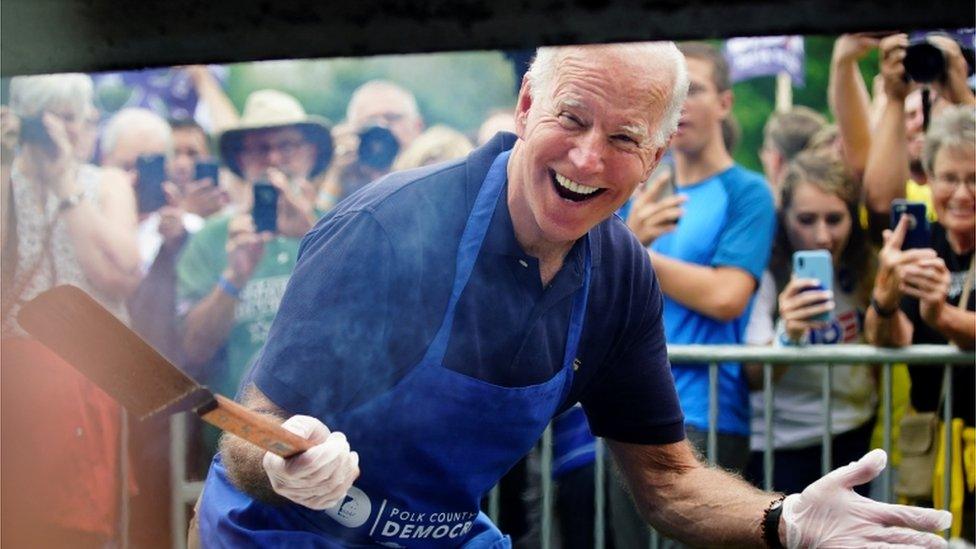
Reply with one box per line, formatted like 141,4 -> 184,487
320,80 -> 425,207
1,73 -> 141,548
865,105 -> 975,541
177,89 -> 332,465
863,32 -> 976,224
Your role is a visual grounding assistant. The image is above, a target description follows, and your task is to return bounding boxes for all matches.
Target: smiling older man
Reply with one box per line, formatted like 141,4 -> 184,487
195,43 -> 951,548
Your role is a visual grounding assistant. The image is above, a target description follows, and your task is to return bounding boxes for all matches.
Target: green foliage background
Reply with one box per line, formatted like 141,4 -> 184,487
216,35 -> 880,171
223,51 -> 519,140
727,35 -> 880,171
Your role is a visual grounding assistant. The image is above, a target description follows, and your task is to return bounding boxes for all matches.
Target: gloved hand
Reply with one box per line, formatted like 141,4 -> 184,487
782,449 -> 952,548
262,415 -> 361,510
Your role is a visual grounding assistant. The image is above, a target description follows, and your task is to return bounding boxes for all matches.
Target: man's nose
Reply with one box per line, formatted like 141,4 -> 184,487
568,130 -> 605,175
265,148 -> 285,168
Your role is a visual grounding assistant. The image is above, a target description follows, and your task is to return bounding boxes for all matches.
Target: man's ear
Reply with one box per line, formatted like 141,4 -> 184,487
514,76 -> 533,138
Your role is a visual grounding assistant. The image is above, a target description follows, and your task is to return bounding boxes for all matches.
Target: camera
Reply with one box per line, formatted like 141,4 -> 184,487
903,34 -> 976,84
357,125 -> 400,171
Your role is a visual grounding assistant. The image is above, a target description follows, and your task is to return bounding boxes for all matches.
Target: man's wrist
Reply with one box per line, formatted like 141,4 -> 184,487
218,270 -> 245,299
761,494 -> 787,548
870,294 -> 899,318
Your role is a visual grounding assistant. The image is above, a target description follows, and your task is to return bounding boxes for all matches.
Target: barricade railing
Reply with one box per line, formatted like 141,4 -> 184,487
168,344 -> 974,548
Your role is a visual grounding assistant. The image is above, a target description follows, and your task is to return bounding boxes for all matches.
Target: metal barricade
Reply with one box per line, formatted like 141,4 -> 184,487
168,344 -> 974,548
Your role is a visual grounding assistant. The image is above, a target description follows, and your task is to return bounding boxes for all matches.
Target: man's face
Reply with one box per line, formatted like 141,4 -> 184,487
236,127 -> 316,182
904,90 -> 926,168
671,57 -> 731,155
508,47 -> 669,246
349,90 -> 423,149
101,127 -> 170,186
170,127 -> 210,187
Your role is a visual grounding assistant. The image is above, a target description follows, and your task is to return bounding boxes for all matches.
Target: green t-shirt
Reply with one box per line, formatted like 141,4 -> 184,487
176,214 -> 300,400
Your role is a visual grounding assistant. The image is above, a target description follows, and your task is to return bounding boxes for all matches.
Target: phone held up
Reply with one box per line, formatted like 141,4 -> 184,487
18,115 -> 59,156
136,154 -> 168,214
194,159 -> 220,186
890,199 -> 930,250
252,182 -> 279,234
647,154 -> 677,200
792,249 -> 834,322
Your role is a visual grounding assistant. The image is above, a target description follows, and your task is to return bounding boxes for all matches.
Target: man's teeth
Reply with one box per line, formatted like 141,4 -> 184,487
555,173 -> 600,195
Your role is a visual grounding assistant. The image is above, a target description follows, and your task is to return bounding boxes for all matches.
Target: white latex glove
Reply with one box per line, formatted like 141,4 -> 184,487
262,415 -> 360,510
783,449 -> 952,548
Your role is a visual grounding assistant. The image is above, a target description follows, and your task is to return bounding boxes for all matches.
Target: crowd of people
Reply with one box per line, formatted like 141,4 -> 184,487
0,31 -> 972,548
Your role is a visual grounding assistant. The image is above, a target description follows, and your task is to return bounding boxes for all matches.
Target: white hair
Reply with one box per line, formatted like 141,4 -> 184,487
101,107 -> 173,158
526,42 -> 688,147
346,79 -> 421,125
9,73 -> 94,119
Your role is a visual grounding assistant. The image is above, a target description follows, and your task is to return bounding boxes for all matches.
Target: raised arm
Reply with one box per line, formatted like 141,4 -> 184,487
185,65 -> 240,135
180,215 -> 268,368
828,34 -> 878,179
863,34 -> 914,214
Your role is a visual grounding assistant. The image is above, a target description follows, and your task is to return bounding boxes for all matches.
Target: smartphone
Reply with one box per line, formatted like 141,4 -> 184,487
890,199 -> 930,250
647,154 -> 677,199
19,115 -> 58,156
252,182 -> 278,234
136,154 -> 168,214
792,249 -> 834,322
194,159 -> 220,186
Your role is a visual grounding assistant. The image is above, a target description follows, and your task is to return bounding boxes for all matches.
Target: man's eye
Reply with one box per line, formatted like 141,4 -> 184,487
559,113 -> 583,127
612,135 -> 638,146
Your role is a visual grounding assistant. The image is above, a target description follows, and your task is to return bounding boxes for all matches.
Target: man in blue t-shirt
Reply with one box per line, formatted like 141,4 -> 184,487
628,42 -> 775,466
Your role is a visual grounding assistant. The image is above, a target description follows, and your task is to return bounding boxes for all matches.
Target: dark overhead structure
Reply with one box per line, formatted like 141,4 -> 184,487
2,0 -> 974,76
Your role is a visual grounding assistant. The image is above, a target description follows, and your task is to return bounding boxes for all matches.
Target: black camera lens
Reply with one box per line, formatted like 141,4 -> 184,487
904,40 -> 946,83
357,125 -> 400,171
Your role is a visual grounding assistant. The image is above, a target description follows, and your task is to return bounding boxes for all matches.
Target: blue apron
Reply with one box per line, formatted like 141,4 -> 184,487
198,150 -> 592,548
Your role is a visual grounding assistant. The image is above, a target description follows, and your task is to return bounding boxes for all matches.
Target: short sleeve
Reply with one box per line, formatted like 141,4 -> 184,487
710,173 -> 776,281
581,264 -> 685,445
744,270 -> 777,345
250,211 -> 401,421
175,217 -> 228,317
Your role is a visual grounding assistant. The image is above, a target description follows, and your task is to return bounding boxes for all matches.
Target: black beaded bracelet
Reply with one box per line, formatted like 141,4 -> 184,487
761,494 -> 786,549
870,296 -> 898,318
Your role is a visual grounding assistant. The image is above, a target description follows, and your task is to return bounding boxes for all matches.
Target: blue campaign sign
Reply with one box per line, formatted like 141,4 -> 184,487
724,35 -> 805,87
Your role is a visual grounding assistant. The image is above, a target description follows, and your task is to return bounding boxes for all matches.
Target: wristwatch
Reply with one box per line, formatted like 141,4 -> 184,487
870,296 -> 898,318
762,495 -> 786,548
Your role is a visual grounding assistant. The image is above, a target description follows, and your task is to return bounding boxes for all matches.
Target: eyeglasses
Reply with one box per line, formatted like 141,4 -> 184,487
240,138 -> 309,160
932,174 -> 976,193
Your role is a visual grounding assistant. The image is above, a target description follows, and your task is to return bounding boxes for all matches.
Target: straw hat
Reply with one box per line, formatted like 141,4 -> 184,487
219,89 -> 333,178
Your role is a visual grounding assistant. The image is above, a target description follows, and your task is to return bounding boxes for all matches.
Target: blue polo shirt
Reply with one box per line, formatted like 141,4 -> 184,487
650,165 -> 775,436
250,133 -> 685,445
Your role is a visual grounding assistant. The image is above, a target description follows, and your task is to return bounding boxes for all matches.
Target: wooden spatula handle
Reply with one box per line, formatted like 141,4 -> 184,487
199,395 -> 314,458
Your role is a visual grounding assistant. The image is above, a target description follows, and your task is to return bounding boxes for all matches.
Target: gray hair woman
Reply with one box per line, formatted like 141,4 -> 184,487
2,73 -> 141,329
865,105 -> 974,541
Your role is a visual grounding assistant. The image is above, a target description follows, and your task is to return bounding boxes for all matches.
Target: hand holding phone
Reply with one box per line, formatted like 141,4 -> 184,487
252,182 -> 279,234
625,160 -> 686,247
890,200 -> 929,249
194,160 -> 220,186
136,154 -> 168,214
779,250 -> 834,331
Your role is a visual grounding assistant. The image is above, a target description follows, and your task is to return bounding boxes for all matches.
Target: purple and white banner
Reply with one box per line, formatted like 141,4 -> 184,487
724,35 -> 805,87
